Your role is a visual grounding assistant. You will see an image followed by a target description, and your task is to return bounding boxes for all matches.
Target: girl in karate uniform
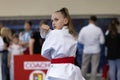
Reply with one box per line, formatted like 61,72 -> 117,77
8,34 -> 24,80
41,7 -> 85,80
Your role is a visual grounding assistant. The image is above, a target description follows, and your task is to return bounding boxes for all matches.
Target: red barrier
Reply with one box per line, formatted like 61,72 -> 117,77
14,54 -> 50,80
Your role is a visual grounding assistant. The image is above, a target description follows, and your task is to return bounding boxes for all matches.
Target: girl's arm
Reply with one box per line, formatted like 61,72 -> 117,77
40,24 -> 51,39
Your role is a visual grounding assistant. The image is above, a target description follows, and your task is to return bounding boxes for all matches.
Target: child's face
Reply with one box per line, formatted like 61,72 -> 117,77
24,23 -> 31,31
51,12 -> 68,29
13,38 -> 19,44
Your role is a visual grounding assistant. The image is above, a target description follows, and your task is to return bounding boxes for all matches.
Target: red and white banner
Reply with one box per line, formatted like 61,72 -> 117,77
14,54 -> 50,80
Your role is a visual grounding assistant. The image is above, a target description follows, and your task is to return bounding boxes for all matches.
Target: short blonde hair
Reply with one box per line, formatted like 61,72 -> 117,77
1,27 -> 12,37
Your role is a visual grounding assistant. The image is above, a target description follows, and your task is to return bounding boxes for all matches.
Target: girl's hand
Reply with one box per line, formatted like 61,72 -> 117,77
41,24 -> 50,32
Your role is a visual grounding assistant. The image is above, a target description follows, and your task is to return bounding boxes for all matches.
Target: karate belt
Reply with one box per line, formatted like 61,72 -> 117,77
51,57 -> 74,64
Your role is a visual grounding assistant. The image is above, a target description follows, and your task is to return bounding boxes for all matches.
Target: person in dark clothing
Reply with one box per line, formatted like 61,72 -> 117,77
105,23 -> 120,80
29,20 -> 49,55
30,31 -> 44,54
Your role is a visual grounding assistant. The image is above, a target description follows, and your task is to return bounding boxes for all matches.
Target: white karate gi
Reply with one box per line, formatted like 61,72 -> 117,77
41,26 -> 85,80
8,44 -> 24,80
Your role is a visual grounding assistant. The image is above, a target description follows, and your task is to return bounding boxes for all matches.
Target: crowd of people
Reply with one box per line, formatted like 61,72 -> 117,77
0,20 -> 46,80
0,7 -> 119,80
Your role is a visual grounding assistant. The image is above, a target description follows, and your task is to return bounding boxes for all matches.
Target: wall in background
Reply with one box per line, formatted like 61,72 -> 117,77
0,0 -> 120,17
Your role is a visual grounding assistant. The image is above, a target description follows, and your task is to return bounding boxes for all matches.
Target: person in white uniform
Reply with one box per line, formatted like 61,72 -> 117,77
41,7 -> 85,80
0,36 -> 5,80
8,34 -> 24,80
78,16 -> 105,80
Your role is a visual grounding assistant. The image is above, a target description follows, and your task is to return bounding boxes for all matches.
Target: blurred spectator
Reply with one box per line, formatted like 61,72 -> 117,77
1,27 -> 13,80
0,22 -> 4,80
29,20 -> 48,55
8,34 -> 24,80
78,16 -> 105,80
103,18 -> 120,80
105,23 -> 120,80
0,34 -> 5,80
105,18 -> 120,35
0,22 -> 4,32
112,18 -> 120,33
19,20 -> 32,54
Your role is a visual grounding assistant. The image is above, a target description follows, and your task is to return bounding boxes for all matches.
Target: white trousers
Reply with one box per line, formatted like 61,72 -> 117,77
45,64 -> 85,80
10,61 -> 14,80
